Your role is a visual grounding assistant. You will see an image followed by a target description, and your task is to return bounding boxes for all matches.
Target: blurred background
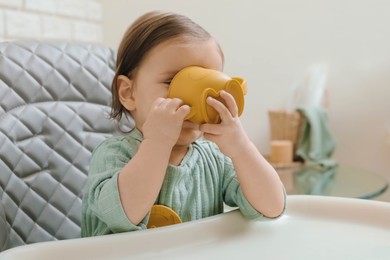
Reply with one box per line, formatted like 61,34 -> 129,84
0,0 -> 389,201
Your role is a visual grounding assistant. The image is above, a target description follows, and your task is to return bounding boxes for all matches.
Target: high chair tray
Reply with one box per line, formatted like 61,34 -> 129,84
1,195 -> 389,259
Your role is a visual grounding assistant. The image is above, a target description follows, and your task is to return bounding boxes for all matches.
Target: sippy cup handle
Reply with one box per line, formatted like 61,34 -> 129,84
232,77 -> 247,95
225,78 -> 246,117
202,88 -> 222,124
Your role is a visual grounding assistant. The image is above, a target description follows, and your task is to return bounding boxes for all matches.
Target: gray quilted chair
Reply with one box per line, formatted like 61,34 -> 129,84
0,41 -> 130,251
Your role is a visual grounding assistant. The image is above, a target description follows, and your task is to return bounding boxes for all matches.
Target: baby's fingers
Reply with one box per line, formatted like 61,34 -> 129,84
219,91 -> 238,117
206,96 -> 231,120
176,104 -> 190,119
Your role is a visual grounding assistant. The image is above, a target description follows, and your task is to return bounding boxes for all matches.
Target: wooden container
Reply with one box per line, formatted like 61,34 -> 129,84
268,110 -> 303,153
269,140 -> 293,164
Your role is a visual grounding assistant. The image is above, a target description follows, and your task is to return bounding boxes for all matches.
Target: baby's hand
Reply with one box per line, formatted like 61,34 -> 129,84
200,91 -> 251,159
142,98 -> 190,148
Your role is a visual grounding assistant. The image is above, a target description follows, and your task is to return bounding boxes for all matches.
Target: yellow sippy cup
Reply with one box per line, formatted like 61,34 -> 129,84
168,66 -> 247,124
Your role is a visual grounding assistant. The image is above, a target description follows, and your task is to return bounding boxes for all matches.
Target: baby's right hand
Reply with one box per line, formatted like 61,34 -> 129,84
142,98 -> 190,148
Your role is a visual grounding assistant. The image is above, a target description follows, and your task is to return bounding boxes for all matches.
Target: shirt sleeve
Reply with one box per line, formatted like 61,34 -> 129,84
85,137 -> 150,233
221,155 -> 286,221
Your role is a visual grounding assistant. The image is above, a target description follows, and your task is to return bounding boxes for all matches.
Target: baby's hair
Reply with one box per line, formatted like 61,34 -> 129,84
110,11 -> 224,123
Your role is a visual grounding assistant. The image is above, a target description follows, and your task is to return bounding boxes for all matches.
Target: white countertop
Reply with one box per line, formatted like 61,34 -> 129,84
1,195 -> 389,259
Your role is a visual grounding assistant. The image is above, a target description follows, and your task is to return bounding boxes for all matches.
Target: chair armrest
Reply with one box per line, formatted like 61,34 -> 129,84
0,202 -> 9,251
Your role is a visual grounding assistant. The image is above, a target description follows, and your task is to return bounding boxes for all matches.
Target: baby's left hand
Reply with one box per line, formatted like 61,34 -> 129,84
200,91 -> 251,159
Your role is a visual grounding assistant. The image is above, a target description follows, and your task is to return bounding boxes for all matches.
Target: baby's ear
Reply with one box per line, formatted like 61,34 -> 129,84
117,75 -> 136,111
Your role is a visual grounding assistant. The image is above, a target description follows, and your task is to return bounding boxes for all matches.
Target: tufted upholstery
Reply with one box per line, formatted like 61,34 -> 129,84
0,41 -> 131,251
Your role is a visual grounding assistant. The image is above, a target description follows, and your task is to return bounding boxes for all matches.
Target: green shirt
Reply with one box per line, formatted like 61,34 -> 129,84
82,128 -> 272,237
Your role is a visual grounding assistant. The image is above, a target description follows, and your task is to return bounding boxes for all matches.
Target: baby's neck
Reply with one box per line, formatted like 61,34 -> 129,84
169,145 -> 189,166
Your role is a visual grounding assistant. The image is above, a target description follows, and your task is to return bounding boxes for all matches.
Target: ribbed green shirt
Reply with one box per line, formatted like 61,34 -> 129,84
81,128 -> 275,237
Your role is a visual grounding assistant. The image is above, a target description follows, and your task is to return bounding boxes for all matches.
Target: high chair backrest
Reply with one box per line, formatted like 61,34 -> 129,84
0,41 -> 130,251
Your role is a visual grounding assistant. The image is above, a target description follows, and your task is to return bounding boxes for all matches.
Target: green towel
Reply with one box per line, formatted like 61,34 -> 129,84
296,106 -> 337,167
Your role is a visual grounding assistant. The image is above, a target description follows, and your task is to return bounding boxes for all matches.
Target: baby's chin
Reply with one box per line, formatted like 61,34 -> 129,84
177,126 -> 202,145
182,120 -> 200,130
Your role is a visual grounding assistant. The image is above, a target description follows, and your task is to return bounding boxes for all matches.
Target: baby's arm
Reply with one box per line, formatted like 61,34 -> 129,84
118,98 -> 190,225
200,91 -> 285,218
226,138 -> 285,218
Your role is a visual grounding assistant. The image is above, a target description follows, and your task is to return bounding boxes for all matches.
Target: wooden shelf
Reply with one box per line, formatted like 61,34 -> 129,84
263,155 -> 302,169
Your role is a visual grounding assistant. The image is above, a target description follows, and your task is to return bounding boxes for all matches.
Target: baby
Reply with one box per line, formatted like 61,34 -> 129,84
81,11 -> 285,237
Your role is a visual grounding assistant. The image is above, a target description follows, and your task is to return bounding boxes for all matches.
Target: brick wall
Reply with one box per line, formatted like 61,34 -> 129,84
0,0 -> 103,43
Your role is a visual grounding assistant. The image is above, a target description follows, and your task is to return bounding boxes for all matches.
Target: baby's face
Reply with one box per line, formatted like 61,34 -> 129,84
131,37 -> 224,146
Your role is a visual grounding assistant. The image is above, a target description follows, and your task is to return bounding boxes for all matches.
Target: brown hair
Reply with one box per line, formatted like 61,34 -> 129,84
110,11 -> 224,123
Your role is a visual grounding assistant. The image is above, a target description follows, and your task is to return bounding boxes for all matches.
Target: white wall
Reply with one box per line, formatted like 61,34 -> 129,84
0,0 -> 103,43
101,0 -> 390,187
